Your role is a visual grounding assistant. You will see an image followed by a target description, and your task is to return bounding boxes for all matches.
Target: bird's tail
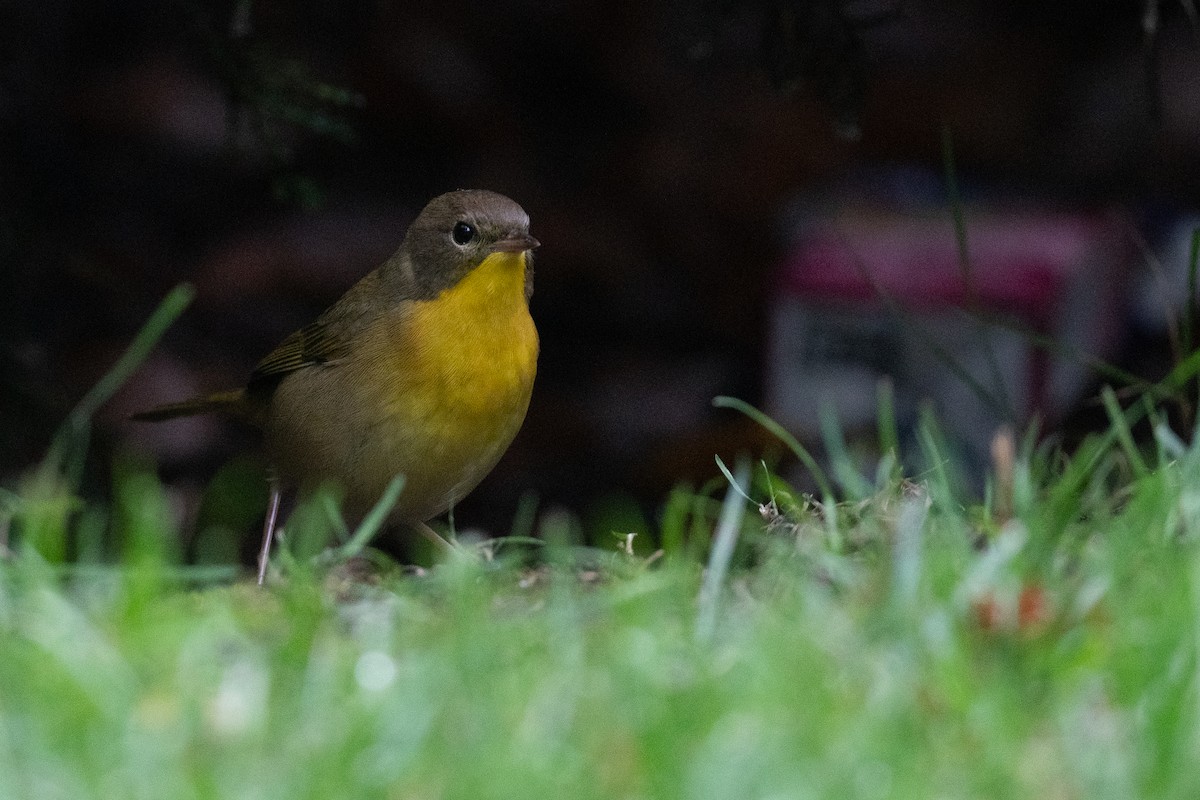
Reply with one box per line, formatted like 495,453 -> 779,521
129,389 -> 248,422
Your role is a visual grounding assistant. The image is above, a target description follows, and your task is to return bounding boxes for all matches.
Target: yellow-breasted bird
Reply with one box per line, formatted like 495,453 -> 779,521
133,190 -> 539,583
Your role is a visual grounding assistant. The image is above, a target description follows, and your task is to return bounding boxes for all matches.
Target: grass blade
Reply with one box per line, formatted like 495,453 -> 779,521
941,125 -> 1014,421
696,457 -> 750,642
877,377 -> 900,462
891,491 -> 929,611
1184,226 -> 1199,357
714,455 -> 755,504
1101,386 -> 1149,478
712,396 -> 834,501
820,401 -> 872,500
330,474 -> 406,561
50,283 -> 195,483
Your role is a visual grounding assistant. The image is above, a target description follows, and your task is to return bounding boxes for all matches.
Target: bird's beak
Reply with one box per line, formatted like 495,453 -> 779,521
492,234 -> 540,253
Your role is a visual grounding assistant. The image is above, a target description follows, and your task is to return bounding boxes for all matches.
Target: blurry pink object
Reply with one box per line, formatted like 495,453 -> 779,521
784,212 -> 1114,322
767,206 -> 1130,461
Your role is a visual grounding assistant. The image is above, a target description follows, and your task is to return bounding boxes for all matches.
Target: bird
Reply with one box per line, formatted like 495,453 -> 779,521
133,189 -> 540,584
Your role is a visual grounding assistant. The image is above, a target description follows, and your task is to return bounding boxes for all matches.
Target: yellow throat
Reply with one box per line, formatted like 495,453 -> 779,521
395,249 -> 538,418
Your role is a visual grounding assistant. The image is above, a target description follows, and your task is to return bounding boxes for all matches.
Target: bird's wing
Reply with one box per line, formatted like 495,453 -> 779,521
250,321 -> 348,381
248,268 -> 393,386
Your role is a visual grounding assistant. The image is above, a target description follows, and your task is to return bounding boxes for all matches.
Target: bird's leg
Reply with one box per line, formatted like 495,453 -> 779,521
257,478 -> 282,585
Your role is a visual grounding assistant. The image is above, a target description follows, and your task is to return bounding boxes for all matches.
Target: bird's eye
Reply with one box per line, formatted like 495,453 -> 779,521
451,221 -> 476,246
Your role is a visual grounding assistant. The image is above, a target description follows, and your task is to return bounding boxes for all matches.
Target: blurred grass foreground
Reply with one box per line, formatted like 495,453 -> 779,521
3,287 -> 1200,798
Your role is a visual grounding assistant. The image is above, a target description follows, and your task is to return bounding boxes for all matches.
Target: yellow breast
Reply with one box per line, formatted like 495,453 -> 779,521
388,249 -> 538,418
348,249 -> 538,517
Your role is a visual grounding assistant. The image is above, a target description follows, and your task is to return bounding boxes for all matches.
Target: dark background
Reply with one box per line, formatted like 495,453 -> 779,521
3,1 -> 1197,555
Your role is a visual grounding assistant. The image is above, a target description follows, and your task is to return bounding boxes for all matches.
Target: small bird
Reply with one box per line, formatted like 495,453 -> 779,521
133,190 -> 540,583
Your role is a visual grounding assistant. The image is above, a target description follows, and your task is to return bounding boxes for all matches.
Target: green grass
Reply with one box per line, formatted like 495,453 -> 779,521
5,290 -> 1200,798
3,400 -> 1200,799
